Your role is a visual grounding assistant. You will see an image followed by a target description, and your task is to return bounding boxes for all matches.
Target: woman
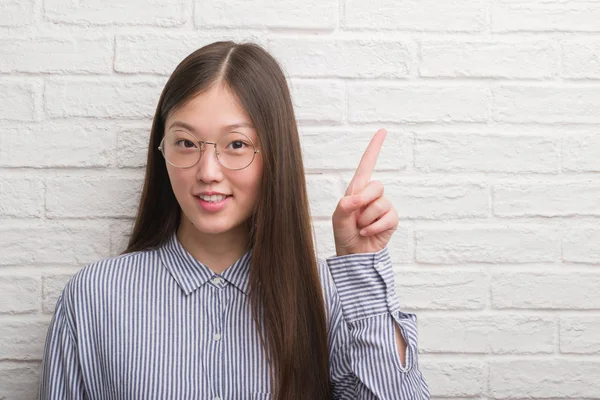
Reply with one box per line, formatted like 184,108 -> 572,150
40,41 -> 430,399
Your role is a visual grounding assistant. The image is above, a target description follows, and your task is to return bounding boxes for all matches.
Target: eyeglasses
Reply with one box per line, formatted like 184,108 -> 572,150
158,130 -> 261,170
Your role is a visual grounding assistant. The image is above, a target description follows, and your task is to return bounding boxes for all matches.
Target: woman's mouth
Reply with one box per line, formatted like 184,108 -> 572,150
197,194 -> 230,202
195,195 -> 232,212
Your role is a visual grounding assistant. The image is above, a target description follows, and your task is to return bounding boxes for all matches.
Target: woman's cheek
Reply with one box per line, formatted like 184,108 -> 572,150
167,169 -> 192,205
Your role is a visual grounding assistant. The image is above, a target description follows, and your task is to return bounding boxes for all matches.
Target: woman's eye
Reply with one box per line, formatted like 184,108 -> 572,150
228,140 -> 247,150
176,140 -> 197,148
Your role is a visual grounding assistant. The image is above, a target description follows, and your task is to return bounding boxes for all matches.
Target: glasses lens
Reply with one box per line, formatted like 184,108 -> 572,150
162,130 -> 200,168
217,132 -> 256,170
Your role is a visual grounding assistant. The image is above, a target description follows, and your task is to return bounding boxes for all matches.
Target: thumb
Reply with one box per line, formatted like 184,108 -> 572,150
335,194 -> 364,217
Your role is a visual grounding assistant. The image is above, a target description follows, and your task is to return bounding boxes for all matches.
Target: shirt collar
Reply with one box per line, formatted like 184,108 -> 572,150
158,231 -> 252,296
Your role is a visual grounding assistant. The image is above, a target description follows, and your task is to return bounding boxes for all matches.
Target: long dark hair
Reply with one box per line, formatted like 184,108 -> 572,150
122,41 -> 332,399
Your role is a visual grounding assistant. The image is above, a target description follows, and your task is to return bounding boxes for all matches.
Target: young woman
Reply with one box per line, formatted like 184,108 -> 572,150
40,41 -> 430,399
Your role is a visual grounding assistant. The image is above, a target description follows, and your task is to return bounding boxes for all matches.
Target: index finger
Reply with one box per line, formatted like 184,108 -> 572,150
346,128 -> 387,196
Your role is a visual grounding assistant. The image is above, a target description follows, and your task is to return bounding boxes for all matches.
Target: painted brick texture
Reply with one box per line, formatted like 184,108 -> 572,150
1,0 -> 599,398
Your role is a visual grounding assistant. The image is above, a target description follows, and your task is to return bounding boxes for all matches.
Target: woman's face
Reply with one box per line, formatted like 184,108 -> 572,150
163,83 -> 262,240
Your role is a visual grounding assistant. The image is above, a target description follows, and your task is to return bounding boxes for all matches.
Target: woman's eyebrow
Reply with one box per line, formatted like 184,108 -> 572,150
167,121 -> 254,132
167,121 -> 196,132
225,122 -> 254,130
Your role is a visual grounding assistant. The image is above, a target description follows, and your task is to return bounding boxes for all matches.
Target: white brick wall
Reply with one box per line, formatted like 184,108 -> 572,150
1,0 -> 599,398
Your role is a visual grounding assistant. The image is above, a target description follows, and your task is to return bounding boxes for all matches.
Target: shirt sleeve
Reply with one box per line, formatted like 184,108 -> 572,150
321,247 -> 430,399
39,285 -> 87,399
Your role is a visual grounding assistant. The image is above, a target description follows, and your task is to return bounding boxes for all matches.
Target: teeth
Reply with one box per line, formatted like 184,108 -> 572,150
199,194 -> 227,202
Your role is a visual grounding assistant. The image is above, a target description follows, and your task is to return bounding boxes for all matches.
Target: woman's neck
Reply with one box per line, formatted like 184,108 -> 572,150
176,219 -> 250,274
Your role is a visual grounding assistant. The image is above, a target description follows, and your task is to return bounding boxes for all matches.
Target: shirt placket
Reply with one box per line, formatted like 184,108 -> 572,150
209,276 -> 226,400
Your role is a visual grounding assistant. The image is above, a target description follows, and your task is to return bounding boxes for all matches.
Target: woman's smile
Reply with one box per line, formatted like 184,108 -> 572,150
195,194 -> 232,212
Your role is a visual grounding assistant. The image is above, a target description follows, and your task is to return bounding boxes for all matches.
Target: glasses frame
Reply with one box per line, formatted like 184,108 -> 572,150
158,130 -> 261,171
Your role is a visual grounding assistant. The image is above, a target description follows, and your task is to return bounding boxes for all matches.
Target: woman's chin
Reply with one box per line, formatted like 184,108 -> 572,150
190,218 -> 246,237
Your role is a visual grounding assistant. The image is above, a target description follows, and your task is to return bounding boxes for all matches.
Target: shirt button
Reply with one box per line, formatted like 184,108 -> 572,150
214,333 -> 222,341
212,277 -> 222,285
214,397 -> 221,400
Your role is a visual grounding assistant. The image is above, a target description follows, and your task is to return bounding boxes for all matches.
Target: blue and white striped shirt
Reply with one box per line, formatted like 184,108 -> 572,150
40,232 -> 430,399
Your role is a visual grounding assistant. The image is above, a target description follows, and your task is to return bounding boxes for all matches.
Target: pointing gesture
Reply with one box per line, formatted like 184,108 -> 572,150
332,129 -> 399,256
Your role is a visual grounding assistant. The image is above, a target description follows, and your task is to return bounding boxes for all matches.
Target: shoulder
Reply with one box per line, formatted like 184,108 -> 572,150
61,247 -> 161,305
73,248 -> 158,284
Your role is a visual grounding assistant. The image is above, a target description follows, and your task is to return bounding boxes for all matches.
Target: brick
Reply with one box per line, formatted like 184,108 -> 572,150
0,223 -> 110,265
0,0 -> 33,27
415,132 -> 559,173
0,36 -> 112,74
396,269 -> 487,310
492,272 -> 600,309
420,316 -> 554,354
377,180 -> 488,220
560,316 -> 600,354
563,40 -> 600,79
563,228 -> 600,264
269,38 -> 411,78
306,175 -> 342,218
45,78 -> 165,119
45,0 -> 185,26
417,226 -> 560,264
0,362 -> 40,399
0,81 -> 37,121
313,220 -> 336,259
195,0 -> 337,29
290,80 -> 344,124
0,276 -> 40,314
563,133 -> 600,172
494,182 -> 600,217
0,122 -> 115,168
300,128 -> 409,171
0,319 -> 49,360
421,40 -> 557,78
42,273 -> 76,314
0,178 -> 43,217
110,219 -> 135,255
494,84 -> 600,123
493,0 -> 600,32
117,125 -> 151,168
348,84 -> 488,123
115,33 -> 267,75
344,0 -> 485,31
386,225 -> 412,264
420,361 -> 486,397
46,177 -> 142,218
490,360 -> 600,398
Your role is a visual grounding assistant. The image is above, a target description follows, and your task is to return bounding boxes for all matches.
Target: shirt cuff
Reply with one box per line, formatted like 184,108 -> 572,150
326,247 -> 400,322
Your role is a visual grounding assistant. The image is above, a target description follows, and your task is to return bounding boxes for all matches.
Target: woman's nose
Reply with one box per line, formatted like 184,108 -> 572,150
195,144 -> 223,182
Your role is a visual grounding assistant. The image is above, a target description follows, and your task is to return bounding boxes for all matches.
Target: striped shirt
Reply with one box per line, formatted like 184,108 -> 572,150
40,231 -> 430,399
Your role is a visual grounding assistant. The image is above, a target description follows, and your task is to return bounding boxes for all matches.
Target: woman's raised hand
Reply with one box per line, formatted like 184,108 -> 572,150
332,129 -> 399,257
